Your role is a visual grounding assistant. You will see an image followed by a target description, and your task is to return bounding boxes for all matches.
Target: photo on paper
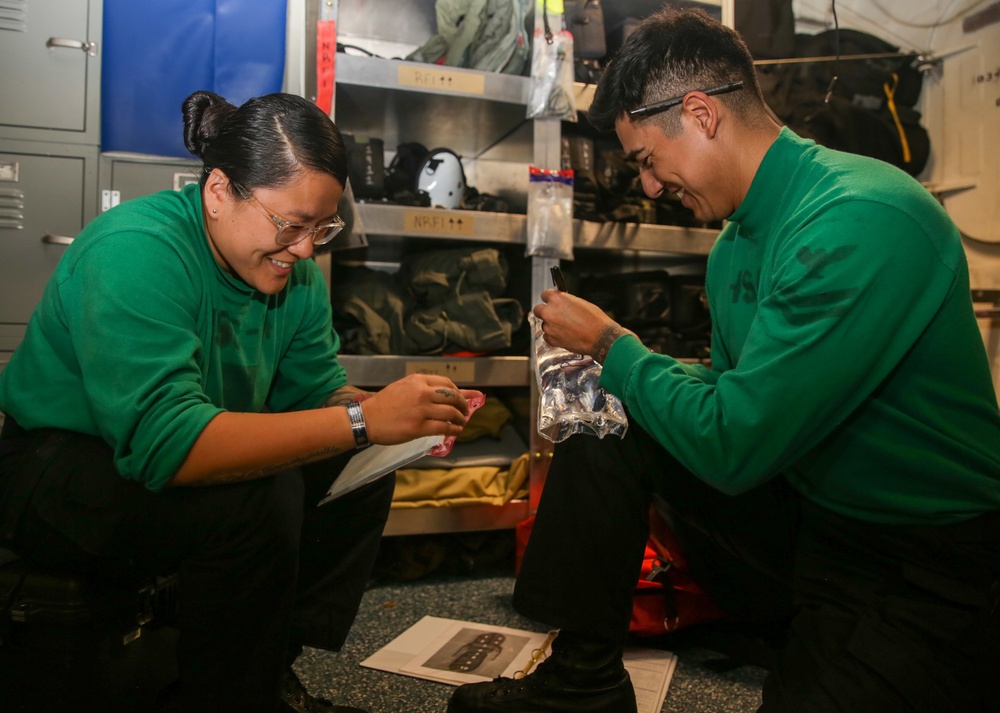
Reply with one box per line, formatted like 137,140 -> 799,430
399,622 -> 542,685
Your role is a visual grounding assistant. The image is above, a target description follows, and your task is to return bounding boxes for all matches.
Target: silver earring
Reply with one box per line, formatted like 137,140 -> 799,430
212,208 -> 217,214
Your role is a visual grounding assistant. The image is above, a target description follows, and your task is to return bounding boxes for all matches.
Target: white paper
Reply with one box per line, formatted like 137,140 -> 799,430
628,648 -> 679,713
400,618 -> 554,685
318,435 -> 443,506
361,616 -> 677,712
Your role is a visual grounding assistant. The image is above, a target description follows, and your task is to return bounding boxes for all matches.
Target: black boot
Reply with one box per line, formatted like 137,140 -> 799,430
280,668 -> 368,713
446,631 -> 637,713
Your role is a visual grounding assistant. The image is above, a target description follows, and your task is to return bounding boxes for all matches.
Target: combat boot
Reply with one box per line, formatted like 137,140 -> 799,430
446,631 -> 637,713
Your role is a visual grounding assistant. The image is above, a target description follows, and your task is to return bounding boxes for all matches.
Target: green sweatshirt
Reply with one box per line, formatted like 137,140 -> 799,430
601,128 -> 1000,526
0,183 -> 347,492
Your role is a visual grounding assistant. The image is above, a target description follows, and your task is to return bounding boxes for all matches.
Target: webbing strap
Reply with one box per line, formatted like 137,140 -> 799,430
883,72 -> 912,164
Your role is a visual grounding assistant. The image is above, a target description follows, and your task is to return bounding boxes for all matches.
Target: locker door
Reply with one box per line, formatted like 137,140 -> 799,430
0,144 -> 98,324
100,154 -> 201,208
0,0 -> 99,139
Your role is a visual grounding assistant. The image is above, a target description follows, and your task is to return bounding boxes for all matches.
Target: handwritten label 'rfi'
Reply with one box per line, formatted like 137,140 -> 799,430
398,66 -> 485,95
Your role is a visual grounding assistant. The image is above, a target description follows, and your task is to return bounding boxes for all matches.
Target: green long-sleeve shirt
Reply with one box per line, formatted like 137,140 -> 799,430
601,128 -> 1000,526
0,183 -> 347,492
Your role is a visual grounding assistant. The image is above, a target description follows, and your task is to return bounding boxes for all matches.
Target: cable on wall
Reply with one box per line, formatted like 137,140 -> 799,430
824,0 -> 841,102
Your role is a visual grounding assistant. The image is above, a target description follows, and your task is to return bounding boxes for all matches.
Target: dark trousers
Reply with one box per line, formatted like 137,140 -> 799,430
513,423 -> 1000,713
0,418 -> 394,713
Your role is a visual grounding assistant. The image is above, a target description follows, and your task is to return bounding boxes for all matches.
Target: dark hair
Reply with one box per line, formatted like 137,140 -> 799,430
588,8 -> 768,135
182,91 -> 348,195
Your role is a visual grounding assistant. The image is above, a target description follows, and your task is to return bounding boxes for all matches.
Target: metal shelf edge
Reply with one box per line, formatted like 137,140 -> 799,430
574,220 -> 719,255
384,499 -> 531,536
340,354 -> 531,387
336,53 -> 531,106
354,203 -> 527,244
351,204 -> 719,255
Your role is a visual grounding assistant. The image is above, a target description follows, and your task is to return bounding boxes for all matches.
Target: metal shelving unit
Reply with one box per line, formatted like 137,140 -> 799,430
326,2 -> 724,536
335,53 -> 534,165
329,20 -> 541,535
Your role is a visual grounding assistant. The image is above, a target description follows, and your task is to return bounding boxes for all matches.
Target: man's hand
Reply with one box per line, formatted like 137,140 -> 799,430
532,289 -> 633,364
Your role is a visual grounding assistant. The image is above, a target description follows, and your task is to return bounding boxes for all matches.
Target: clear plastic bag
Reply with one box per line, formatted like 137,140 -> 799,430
530,313 -> 628,443
526,166 -> 574,260
526,29 -> 577,121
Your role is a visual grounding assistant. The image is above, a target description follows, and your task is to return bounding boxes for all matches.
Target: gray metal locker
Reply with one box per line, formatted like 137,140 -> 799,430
0,0 -> 103,360
98,152 -> 201,211
0,0 -> 103,145
0,140 -> 99,325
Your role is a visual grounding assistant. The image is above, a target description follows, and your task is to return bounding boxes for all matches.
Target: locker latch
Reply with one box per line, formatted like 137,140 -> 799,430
101,190 -> 121,212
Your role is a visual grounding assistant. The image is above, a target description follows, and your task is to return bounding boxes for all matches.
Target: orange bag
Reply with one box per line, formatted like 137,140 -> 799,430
632,506 -> 727,635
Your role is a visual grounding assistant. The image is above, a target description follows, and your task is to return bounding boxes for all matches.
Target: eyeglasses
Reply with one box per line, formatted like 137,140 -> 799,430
240,191 -> 345,247
628,81 -> 744,119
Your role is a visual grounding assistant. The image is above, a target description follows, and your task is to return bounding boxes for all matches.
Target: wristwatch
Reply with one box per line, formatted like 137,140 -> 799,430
345,401 -> 370,448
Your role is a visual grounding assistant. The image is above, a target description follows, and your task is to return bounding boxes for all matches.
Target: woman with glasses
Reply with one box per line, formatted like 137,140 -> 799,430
0,91 -> 479,713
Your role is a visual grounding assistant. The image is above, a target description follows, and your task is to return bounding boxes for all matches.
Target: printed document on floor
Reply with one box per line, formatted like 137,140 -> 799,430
361,615 -> 678,713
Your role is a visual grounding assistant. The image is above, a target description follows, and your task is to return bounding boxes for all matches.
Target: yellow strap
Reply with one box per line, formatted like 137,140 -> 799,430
883,72 -> 912,164
516,631 -> 558,678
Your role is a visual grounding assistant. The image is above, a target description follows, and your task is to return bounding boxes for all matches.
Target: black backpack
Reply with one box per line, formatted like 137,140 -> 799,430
760,29 -> 930,176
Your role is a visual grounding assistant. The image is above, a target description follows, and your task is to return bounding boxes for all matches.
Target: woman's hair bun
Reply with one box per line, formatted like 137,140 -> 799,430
182,90 -> 236,158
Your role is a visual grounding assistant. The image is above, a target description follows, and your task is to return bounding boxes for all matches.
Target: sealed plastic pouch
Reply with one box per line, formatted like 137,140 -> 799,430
526,167 -> 574,260
530,313 -> 628,442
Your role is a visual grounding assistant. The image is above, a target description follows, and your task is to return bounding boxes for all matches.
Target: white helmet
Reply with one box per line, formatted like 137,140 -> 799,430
417,149 -> 467,209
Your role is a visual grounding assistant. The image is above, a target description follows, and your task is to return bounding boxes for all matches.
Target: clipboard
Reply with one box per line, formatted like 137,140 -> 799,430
318,435 -> 444,505
318,393 -> 486,506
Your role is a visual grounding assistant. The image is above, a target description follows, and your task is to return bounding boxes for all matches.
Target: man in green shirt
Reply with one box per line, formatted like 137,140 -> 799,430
449,8 -> 1000,713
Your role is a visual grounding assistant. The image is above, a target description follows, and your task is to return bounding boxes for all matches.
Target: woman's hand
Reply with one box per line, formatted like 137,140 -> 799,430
532,289 -> 633,364
361,374 -> 482,446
